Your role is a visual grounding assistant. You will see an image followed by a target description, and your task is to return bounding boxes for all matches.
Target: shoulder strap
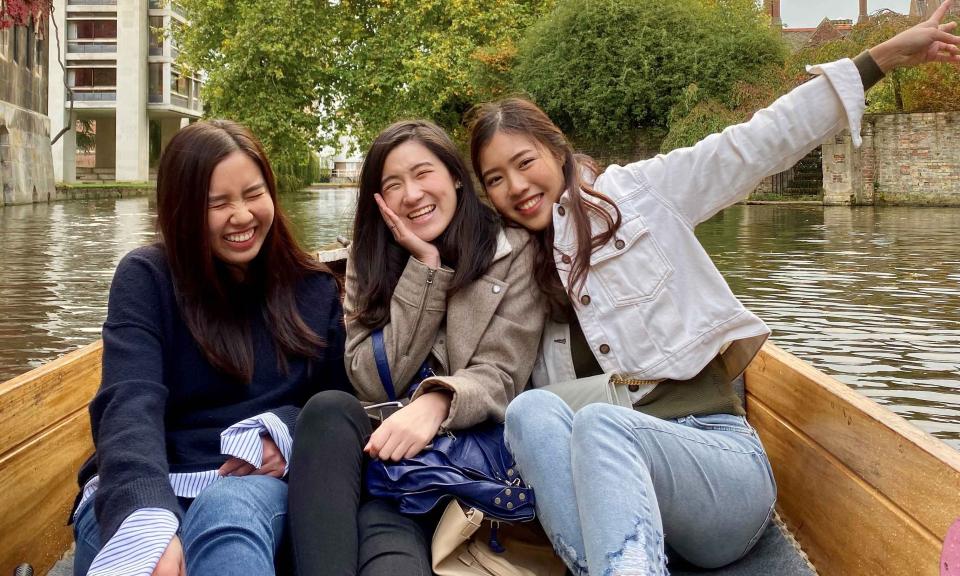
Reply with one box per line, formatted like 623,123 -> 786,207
371,328 -> 397,401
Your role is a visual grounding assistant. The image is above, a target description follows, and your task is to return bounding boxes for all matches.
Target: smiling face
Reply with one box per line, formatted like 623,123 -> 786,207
206,151 -> 275,275
379,140 -> 458,243
478,130 -> 566,232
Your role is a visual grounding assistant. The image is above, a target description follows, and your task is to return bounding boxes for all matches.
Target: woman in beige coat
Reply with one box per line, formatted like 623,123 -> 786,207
287,119 -> 544,576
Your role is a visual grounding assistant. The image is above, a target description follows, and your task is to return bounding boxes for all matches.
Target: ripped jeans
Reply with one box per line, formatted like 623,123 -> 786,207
504,389 -> 776,576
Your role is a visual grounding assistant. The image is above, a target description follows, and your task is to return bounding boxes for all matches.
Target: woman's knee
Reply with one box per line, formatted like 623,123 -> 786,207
505,389 -> 571,443
299,390 -> 365,431
570,402 -> 651,453
186,476 -> 287,530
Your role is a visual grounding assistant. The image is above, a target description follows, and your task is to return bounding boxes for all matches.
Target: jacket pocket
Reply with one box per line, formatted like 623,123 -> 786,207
589,215 -> 672,306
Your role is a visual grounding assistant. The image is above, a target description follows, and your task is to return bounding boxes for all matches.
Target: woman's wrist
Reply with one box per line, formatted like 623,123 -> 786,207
868,42 -> 902,74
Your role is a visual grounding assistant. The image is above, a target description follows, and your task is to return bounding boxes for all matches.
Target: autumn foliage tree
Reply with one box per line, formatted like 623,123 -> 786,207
792,11 -> 960,113
0,0 -> 51,29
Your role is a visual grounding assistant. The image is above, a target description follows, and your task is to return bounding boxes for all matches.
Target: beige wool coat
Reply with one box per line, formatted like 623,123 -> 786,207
344,226 -> 544,430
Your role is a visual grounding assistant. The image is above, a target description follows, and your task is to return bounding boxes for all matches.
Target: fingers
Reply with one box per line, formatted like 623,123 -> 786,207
941,21 -> 958,33
218,457 -> 256,477
931,0 -> 953,23
374,193 -> 403,235
934,29 -> 960,46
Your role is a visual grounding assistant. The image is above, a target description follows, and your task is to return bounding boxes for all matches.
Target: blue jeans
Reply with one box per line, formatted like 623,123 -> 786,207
73,475 -> 287,575
504,389 -> 777,576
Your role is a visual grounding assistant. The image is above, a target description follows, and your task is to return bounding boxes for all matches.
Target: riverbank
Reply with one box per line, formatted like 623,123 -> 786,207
48,182 -> 155,203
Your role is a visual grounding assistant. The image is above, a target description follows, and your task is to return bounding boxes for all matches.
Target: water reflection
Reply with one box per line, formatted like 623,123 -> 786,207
698,205 -> 960,446
0,197 -> 957,448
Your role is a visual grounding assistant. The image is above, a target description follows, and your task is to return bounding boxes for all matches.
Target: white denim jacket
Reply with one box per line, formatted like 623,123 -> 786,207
532,58 -> 866,396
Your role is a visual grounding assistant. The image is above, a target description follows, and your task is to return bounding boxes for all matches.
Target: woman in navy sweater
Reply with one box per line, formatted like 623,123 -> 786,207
71,120 -> 351,576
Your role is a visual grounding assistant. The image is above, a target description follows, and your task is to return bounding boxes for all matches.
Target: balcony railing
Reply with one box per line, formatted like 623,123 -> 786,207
171,93 -> 188,107
68,0 -> 118,5
69,89 -> 117,102
149,93 -> 163,103
68,41 -> 117,54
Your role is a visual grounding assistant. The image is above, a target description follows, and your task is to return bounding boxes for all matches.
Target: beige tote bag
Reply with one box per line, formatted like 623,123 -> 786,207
432,500 -> 568,576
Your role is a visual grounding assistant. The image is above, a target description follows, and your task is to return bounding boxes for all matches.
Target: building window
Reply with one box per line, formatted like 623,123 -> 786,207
68,20 -> 118,40
12,25 -> 21,64
149,63 -> 163,102
149,17 -> 164,56
26,18 -> 34,69
69,67 -> 117,87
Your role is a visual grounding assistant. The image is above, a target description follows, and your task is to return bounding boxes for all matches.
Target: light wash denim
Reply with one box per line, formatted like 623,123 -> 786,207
73,475 -> 287,575
505,389 -> 776,576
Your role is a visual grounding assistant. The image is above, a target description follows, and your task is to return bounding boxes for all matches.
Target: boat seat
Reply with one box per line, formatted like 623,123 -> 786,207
670,516 -> 816,575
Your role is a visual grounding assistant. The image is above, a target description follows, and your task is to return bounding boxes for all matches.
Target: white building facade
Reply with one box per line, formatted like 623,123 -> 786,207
48,0 -> 202,183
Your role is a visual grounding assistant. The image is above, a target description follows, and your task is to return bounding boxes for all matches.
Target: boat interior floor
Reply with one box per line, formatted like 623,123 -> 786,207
670,516 -> 816,575
48,518 -> 815,576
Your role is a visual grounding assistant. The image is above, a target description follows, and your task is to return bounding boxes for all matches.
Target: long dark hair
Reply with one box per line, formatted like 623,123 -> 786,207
351,119 -> 499,328
156,119 -> 328,382
468,98 -> 621,318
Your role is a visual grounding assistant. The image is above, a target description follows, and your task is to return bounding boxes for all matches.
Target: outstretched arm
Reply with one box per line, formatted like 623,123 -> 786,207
632,1 -> 960,227
870,0 -> 960,72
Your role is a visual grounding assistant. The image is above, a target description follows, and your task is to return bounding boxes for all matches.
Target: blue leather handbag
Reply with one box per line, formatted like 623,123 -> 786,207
364,329 -> 536,523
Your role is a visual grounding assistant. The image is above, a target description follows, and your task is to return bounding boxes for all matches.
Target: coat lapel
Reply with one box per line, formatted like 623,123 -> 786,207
445,231 -> 512,370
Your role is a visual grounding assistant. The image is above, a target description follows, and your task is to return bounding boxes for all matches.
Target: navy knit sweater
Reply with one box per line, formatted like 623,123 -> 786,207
77,244 -> 350,542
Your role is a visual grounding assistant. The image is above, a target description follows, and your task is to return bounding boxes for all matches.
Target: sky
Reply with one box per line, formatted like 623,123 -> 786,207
781,0 -> 913,28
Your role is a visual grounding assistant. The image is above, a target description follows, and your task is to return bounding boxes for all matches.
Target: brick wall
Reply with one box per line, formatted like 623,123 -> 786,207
823,112 -> 960,206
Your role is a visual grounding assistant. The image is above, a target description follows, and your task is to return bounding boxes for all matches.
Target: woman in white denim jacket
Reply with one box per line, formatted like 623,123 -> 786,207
467,6 -> 960,575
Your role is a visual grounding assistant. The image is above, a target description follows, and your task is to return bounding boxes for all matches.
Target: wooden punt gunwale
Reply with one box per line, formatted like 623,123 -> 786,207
0,251 -> 957,575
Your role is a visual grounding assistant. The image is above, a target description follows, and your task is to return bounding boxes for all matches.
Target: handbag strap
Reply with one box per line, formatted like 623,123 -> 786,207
371,328 -> 397,401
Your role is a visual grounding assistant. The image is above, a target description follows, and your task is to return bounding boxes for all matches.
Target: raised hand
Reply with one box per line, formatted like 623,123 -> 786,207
374,193 -> 440,269
870,0 -> 960,72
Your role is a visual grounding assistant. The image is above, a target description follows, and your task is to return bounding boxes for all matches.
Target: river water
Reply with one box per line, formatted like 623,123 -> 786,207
1,189 -> 958,447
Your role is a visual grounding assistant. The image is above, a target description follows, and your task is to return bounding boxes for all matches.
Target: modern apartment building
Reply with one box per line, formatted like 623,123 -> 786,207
49,0 -> 202,183
1,13 -> 56,204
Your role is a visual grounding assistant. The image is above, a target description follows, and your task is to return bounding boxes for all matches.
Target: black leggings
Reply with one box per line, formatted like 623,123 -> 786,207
288,390 -> 433,576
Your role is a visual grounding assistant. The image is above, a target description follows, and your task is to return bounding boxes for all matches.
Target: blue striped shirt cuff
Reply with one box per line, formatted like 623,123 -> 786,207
220,411 -> 292,475
87,508 -> 178,576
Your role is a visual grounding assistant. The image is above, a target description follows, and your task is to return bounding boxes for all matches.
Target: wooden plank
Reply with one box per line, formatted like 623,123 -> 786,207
0,341 -> 101,456
749,397 -> 942,576
745,342 -> 960,541
0,410 -> 93,576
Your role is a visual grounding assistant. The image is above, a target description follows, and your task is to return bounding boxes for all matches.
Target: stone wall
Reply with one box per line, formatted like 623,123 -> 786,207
0,101 -> 55,205
0,21 -> 55,206
823,111 -> 960,206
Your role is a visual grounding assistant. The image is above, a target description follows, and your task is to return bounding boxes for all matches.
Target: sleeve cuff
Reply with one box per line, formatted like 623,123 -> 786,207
88,508 -> 179,576
806,58 -> 866,147
853,50 -> 885,92
220,412 -> 293,476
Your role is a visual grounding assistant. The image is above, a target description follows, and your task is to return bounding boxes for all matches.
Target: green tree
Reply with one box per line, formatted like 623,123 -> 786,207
177,0 -> 334,190
329,0 -> 554,146
512,0 -> 785,146
792,11 -> 960,113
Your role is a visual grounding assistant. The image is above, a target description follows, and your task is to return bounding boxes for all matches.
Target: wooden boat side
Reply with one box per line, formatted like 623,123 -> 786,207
1,315 -> 958,575
0,341 -> 102,576
745,342 -> 960,576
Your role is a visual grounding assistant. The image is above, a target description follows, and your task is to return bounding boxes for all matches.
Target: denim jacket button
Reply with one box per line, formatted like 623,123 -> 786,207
558,206 -> 566,216
561,254 -> 571,264
580,295 -> 591,306
599,344 -> 610,354
492,285 -> 502,294
615,239 -> 625,250
628,384 -> 640,392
